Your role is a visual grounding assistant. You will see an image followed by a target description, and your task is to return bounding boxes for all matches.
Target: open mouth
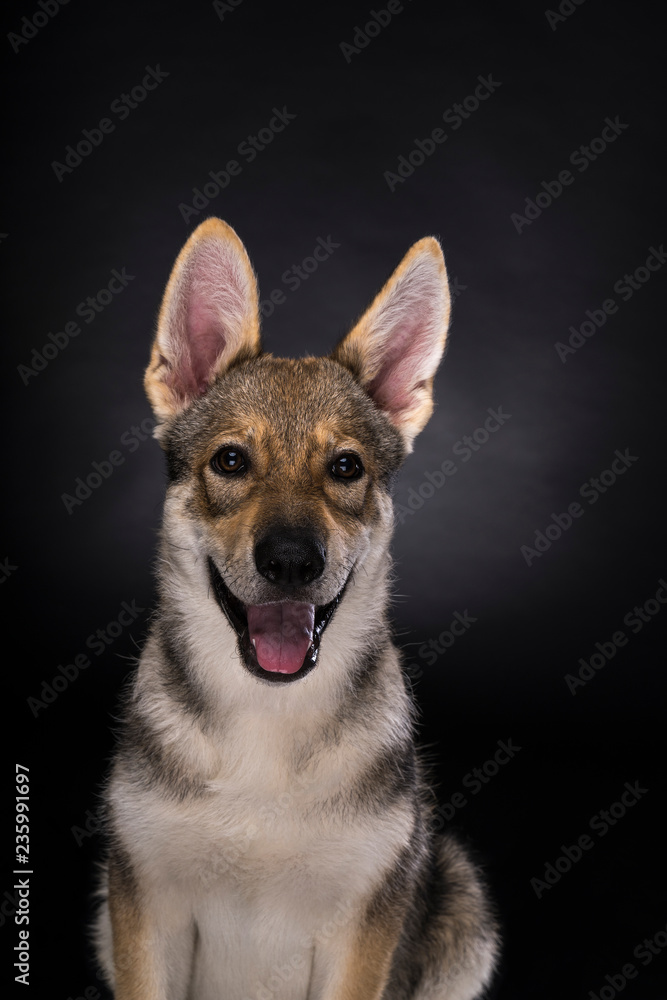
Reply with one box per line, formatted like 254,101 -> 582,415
207,558 -> 346,683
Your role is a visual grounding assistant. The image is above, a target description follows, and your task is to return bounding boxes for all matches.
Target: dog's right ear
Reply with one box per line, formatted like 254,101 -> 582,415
145,218 -> 261,428
331,237 -> 450,453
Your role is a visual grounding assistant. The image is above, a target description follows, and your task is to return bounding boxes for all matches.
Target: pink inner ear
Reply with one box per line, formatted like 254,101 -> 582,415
165,240 -> 251,403
187,302 -> 229,396
366,304 -> 436,419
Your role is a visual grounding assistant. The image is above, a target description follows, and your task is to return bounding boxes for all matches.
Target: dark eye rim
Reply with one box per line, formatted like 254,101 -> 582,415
210,446 -> 248,476
330,452 -> 364,481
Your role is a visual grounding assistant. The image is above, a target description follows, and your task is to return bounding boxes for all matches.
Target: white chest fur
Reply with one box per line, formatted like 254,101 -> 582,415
107,699 -> 413,999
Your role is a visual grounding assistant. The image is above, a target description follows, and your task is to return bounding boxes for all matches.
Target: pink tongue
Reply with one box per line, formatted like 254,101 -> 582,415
246,603 -> 315,674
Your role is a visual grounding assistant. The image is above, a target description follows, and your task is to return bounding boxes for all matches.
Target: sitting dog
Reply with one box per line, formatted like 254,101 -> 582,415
94,217 -> 499,998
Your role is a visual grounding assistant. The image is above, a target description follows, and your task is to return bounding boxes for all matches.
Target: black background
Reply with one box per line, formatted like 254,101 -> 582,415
3,1 -> 666,997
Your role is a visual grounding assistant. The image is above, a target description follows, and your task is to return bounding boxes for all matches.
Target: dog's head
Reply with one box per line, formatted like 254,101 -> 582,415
145,219 -> 451,684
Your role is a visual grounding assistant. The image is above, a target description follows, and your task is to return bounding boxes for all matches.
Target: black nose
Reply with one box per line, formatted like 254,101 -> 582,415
255,528 -> 326,589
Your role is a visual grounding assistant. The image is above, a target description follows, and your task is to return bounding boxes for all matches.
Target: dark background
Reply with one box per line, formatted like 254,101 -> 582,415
3,0 -> 666,997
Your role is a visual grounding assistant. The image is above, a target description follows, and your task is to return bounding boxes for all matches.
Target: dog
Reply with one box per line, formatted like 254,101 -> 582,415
94,217 -> 499,999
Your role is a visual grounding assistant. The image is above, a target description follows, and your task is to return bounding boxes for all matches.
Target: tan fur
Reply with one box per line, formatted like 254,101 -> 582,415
329,918 -> 404,1000
108,857 -> 161,1000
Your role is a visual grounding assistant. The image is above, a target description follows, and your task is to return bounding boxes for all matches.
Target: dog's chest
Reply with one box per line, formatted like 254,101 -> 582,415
121,715 -> 403,904
116,734 -> 402,997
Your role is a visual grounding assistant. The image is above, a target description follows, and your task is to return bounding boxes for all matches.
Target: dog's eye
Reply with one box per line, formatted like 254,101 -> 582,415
331,453 -> 363,480
211,447 -> 247,475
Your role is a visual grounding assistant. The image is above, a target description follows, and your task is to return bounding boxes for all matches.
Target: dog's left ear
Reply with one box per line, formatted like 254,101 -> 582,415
332,237 -> 450,451
145,217 -> 261,427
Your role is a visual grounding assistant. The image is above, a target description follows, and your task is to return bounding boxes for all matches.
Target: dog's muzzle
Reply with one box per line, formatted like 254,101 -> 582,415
207,557 -> 347,684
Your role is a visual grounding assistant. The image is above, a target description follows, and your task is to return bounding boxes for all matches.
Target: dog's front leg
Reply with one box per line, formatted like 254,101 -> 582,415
314,907 -> 403,1000
107,852 -> 194,1000
107,851 -> 163,1000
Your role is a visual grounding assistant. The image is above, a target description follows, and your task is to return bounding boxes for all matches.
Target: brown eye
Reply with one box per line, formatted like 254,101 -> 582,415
331,453 -> 363,480
211,447 -> 247,475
